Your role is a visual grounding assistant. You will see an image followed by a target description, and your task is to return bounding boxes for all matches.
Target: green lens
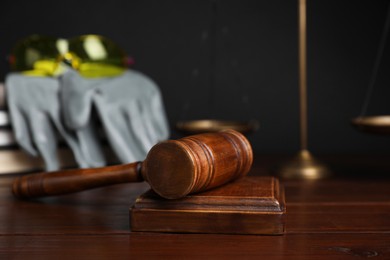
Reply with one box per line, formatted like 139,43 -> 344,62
10,35 -> 65,76
68,34 -> 127,77
10,34 -> 128,78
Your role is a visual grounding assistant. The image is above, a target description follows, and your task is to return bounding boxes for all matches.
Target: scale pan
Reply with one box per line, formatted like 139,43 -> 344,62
176,119 -> 259,135
351,116 -> 390,135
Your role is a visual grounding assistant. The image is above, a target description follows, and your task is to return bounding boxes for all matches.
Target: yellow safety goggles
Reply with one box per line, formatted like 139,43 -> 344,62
9,34 -> 131,78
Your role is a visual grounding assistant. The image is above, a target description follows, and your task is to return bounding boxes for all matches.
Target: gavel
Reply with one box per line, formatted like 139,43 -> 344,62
13,130 -> 253,199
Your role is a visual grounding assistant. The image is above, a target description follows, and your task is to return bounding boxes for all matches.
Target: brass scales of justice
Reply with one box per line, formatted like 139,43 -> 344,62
280,0 -> 390,179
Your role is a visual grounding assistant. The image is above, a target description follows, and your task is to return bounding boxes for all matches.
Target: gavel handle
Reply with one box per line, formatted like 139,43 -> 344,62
12,162 -> 143,199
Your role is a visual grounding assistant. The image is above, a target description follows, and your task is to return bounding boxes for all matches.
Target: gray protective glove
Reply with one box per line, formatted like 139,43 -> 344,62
5,73 -> 105,171
60,69 -> 170,163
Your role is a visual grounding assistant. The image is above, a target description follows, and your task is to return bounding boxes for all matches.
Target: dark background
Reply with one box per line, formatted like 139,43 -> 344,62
1,0 -> 390,155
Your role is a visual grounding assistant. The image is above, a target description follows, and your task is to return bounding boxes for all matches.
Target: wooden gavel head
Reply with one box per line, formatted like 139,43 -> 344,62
12,130 -> 253,200
142,130 -> 253,199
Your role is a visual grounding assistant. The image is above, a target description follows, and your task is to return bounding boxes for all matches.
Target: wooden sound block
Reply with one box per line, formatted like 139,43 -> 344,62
130,176 -> 286,235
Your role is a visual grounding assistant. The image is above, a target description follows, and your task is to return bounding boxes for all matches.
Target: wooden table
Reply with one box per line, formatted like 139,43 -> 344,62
1,154 -> 390,259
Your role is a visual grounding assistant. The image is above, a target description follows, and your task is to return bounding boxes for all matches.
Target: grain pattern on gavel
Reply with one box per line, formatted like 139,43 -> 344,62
13,130 -> 253,199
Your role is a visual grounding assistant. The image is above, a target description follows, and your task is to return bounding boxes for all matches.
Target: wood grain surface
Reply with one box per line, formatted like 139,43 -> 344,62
1,154 -> 390,259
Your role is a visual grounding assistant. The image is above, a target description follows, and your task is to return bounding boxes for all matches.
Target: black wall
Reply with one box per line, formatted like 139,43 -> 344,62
1,0 -> 390,154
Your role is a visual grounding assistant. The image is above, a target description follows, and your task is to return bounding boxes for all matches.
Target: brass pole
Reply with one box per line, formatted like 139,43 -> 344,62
299,0 -> 308,151
278,0 -> 330,179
